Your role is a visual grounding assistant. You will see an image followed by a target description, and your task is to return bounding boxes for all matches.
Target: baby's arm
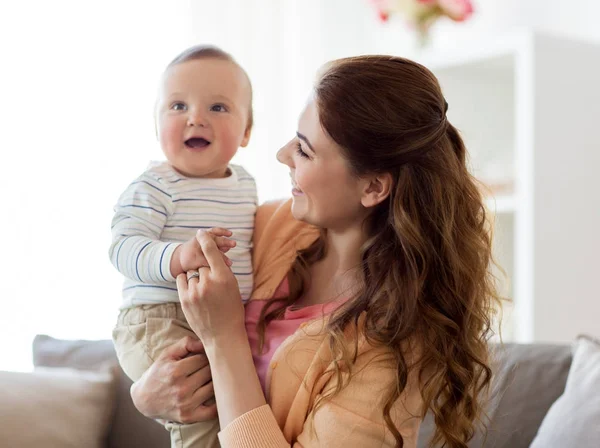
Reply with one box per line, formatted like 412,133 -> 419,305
109,172 -> 180,283
109,173 -> 236,283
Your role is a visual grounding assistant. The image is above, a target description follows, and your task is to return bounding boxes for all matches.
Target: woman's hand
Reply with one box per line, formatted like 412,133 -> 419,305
130,336 -> 217,424
176,230 -> 246,348
170,227 -> 235,278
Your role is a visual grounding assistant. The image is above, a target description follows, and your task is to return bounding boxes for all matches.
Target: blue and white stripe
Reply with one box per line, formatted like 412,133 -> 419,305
109,162 -> 257,309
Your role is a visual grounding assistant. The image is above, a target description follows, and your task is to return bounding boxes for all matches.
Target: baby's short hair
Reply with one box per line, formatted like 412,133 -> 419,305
166,45 -> 254,131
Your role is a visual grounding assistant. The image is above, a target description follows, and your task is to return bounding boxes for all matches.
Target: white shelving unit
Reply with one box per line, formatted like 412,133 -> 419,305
414,30 -> 600,343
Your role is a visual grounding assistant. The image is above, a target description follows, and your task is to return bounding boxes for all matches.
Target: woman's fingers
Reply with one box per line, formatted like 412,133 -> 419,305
177,352 -> 211,379
172,368 -> 216,424
196,252 -> 231,269
184,337 -> 205,354
180,404 -> 218,425
130,336 -> 215,424
196,231 -> 228,276
188,271 -> 200,289
158,334 -> 196,361
179,391 -> 218,424
193,380 -> 216,407
176,274 -> 190,302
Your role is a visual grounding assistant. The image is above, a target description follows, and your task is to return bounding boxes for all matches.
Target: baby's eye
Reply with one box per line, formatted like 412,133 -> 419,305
210,104 -> 227,112
171,102 -> 187,111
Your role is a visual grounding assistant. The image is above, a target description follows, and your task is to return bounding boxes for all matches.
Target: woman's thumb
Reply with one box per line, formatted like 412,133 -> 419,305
185,337 -> 205,354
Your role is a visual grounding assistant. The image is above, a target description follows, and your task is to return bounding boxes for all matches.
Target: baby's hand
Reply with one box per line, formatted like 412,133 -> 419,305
171,228 -> 235,277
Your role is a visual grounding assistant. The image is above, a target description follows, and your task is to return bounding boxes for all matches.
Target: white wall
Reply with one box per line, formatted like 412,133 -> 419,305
1,0 -> 598,371
0,0 -> 195,371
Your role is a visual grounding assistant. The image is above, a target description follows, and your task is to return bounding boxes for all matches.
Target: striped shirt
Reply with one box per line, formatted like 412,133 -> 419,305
109,162 -> 257,309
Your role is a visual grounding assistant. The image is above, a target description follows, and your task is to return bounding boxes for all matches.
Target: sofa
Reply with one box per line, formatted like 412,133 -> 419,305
1,335 -> 597,447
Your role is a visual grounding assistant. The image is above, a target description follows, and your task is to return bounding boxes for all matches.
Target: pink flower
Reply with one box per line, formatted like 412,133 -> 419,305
437,0 -> 474,22
378,11 -> 390,22
368,0 -> 392,22
366,0 -> 474,28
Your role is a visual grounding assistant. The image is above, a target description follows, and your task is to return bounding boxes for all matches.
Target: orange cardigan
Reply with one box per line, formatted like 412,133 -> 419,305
218,199 -> 423,447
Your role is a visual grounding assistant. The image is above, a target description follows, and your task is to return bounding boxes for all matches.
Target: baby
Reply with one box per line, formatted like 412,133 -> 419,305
109,45 -> 256,448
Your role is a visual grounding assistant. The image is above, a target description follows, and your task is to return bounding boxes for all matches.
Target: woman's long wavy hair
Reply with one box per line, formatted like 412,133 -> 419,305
257,55 -> 501,447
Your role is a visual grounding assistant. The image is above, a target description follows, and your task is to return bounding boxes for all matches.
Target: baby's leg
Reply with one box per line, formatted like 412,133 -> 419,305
166,419 -> 221,448
112,304 -> 161,381
113,303 -> 221,448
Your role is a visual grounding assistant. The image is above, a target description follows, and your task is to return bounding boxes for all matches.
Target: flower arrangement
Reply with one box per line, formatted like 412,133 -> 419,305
368,0 -> 474,47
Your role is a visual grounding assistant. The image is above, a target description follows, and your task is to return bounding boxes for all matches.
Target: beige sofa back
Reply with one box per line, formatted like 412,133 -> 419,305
33,336 -> 571,448
417,343 -> 572,447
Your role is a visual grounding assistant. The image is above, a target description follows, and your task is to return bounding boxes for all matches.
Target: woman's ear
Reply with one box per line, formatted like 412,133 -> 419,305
360,173 -> 393,208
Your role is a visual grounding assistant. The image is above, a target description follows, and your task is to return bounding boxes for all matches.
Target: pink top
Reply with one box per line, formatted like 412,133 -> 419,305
245,278 -> 345,395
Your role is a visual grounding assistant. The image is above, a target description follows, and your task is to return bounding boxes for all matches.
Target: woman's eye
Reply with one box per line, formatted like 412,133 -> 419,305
210,104 -> 227,112
171,102 -> 187,111
296,142 -> 309,158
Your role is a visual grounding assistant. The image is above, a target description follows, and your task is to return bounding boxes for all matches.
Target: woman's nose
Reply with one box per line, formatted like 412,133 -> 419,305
276,140 -> 294,166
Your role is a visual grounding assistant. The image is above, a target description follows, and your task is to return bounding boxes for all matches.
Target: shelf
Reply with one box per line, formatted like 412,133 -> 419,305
414,29 -> 530,72
413,31 -> 600,343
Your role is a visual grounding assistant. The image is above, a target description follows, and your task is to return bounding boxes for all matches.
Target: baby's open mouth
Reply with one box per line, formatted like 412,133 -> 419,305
185,137 -> 210,149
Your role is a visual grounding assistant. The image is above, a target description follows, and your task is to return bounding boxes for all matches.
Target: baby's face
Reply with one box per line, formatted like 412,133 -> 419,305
157,58 -> 251,178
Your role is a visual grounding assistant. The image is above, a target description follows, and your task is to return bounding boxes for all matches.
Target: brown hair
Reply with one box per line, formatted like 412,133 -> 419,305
166,45 -> 253,131
258,55 -> 501,447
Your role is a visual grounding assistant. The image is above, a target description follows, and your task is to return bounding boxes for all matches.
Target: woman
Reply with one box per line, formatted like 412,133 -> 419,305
131,55 -> 500,448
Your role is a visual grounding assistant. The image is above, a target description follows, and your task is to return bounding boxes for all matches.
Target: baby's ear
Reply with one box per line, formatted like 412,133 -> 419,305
240,125 -> 252,148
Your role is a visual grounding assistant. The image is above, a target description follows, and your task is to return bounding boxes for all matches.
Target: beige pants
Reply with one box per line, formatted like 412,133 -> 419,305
113,303 -> 220,448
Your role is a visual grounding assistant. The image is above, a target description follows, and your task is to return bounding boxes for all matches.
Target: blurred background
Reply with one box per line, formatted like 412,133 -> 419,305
1,0 -> 599,372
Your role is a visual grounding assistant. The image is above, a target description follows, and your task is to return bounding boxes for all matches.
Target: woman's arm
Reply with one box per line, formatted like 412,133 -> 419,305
216,342 -> 422,448
203,329 -> 267,428
176,231 -> 268,428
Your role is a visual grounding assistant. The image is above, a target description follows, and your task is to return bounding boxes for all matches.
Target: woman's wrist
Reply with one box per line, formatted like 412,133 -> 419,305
203,324 -> 248,357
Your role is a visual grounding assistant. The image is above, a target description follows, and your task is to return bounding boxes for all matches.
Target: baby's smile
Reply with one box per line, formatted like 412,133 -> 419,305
185,137 -> 211,149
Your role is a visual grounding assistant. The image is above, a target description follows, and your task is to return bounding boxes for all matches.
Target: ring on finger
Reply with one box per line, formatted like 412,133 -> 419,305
187,271 -> 200,281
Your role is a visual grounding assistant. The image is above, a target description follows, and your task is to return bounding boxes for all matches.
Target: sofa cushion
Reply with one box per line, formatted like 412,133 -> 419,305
530,336 -> 600,447
32,335 -> 170,448
417,343 -> 572,448
0,367 -> 116,448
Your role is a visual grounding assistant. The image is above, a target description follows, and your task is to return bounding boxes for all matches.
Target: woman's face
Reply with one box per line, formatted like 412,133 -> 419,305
277,98 -> 367,230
